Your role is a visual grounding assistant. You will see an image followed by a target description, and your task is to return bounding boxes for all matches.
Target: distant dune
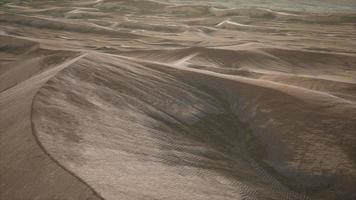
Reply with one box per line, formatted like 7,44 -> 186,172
1,1 -> 356,200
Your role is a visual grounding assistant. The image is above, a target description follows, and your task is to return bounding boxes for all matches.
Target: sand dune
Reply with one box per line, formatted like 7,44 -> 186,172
0,37 -> 100,199
1,0 -> 356,200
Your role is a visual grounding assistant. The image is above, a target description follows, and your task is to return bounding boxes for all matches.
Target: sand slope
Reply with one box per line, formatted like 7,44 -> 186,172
0,36 -> 101,200
1,0 -> 356,200
31,52 -> 356,200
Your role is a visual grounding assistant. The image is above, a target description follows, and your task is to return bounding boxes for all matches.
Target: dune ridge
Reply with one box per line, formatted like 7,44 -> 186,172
0,37 -> 102,199
31,51 -> 356,200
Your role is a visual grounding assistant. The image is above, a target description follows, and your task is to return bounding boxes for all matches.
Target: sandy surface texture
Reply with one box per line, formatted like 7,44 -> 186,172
1,0 -> 356,200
